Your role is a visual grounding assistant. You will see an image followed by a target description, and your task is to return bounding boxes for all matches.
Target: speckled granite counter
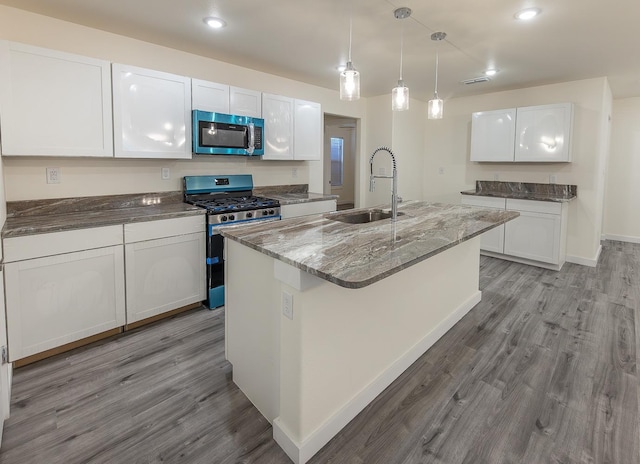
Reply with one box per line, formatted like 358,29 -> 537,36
222,201 -> 518,288
461,181 -> 577,202
253,184 -> 338,205
3,192 -> 204,238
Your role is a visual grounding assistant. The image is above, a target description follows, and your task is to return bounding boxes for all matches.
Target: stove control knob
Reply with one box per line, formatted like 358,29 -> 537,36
269,209 -> 275,215
262,210 -> 268,216
221,215 -> 228,222
229,214 -> 235,221
246,212 -> 253,218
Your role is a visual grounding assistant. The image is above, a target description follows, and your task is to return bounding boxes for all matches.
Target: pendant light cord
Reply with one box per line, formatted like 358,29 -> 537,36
399,20 -> 404,80
434,47 -> 439,97
348,0 -> 353,63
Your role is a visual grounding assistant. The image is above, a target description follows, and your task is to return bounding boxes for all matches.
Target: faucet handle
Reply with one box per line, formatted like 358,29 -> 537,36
397,195 -> 403,203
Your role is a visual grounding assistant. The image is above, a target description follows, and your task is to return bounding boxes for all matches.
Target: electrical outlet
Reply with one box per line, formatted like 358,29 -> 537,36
549,174 -> 557,184
161,167 -> 170,180
438,167 -> 445,175
282,291 -> 293,320
493,173 -> 500,181
46,167 -> 61,184
292,167 -> 298,179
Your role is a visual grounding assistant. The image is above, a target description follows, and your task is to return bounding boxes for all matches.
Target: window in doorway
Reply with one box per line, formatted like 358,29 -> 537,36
330,137 -> 344,187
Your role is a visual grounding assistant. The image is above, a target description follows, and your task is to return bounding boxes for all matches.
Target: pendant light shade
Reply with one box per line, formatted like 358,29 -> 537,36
340,7 -> 360,101
428,97 -> 443,119
340,61 -> 360,101
392,80 -> 409,111
428,32 -> 446,120
392,7 -> 411,111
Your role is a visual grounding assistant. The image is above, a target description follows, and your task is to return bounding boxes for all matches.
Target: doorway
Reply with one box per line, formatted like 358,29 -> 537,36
324,115 -> 357,210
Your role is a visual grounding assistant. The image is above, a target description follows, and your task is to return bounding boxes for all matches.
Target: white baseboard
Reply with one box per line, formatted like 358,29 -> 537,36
602,234 -> 640,244
566,243 -> 602,268
272,290 -> 483,464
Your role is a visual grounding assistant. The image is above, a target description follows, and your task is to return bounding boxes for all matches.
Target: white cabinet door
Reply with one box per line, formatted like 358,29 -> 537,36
262,93 -> 294,160
460,196 -> 506,253
515,103 -> 573,162
0,41 -> 113,157
504,211 -> 562,264
294,99 -> 322,160
112,63 -> 192,159
0,270 -> 9,441
191,78 -> 230,113
5,246 -> 126,361
281,200 -> 336,219
470,108 -> 516,162
125,232 -> 205,324
230,86 -> 262,118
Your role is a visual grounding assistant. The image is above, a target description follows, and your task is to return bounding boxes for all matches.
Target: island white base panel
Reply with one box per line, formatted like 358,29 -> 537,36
225,237 -> 481,464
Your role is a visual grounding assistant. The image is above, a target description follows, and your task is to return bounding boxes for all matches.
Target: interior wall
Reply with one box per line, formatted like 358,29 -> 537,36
423,77 -> 612,264
364,95 -> 393,208
363,95 -> 426,208
0,5 -> 367,201
603,97 -> 640,242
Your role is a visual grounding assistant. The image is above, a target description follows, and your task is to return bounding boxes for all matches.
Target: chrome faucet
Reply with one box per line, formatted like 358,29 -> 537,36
369,146 -> 399,221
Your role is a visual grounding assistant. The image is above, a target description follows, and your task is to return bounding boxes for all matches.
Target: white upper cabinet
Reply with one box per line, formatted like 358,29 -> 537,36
470,103 -> 573,163
515,103 -> 573,162
0,41 -> 113,157
230,86 -> 262,118
191,78 -> 230,113
470,108 -> 516,162
293,99 -> 322,161
112,63 -> 192,159
262,93 -> 294,160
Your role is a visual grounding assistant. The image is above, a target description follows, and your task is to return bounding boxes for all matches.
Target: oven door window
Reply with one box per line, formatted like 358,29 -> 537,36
199,122 -> 247,149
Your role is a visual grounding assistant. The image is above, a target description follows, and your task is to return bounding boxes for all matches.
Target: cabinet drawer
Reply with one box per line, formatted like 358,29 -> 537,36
3,225 -> 123,262
506,199 -> 562,215
461,196 -> 506,209
124,215 -> 205,243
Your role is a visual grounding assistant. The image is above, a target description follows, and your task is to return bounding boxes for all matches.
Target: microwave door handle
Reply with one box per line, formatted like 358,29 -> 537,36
247,123 -> 255,154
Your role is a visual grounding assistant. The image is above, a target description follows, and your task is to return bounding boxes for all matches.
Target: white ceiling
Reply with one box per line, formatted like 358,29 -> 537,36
2,0 -> 639,101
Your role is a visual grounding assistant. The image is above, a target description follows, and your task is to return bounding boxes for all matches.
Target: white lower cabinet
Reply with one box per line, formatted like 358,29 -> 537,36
460,196 -> 506,253
0,269 -> 10,440
461,195 -> 568,270
124,216 -> 206,324
3,215 -> 206,362
281,200 -> 336,219
4,243 -> 126,362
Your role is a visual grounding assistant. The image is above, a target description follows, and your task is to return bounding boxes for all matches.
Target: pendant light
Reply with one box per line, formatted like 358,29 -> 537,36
340,3 -> 360,101
428,32 -> 446,119
392,7 -> 411,111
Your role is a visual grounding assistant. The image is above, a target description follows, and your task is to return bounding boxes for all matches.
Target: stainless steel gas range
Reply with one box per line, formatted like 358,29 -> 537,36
183,174 -> 281,308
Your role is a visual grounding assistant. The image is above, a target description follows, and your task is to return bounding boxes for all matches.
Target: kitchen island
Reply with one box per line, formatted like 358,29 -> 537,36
221,201 -> 518,464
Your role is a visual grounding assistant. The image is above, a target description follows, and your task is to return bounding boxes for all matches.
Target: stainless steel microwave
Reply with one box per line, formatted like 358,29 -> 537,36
192,110 -> 264,156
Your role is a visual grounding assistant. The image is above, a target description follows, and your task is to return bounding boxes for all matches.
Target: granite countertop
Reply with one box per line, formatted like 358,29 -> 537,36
461,181 -> 577,202
2,192 -> 204,238
253,184 -> 338,205
222,201 -> 519,289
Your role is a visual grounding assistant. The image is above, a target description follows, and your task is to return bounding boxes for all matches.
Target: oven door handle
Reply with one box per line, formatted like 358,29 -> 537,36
247,123 -> 255,155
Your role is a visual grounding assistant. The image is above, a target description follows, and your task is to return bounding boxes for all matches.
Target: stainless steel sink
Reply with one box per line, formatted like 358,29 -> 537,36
328,209 -> 403,224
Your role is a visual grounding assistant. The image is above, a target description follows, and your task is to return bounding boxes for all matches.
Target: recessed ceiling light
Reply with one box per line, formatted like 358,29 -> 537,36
484,69 -> 498,76
514,7 -> 541,20
203,17 -> 226,29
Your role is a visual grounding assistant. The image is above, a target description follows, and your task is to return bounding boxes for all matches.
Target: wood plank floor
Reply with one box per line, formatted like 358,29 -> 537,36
0,240 -> 638,464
